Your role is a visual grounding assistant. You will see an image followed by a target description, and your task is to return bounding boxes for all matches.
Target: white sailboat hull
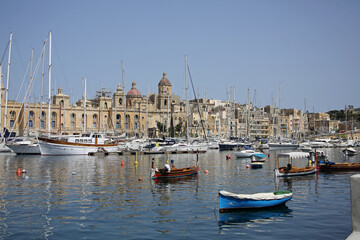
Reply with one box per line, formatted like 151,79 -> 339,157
164,144 -> 207,152
6,143 -> 40,155
0,142 -> 11,152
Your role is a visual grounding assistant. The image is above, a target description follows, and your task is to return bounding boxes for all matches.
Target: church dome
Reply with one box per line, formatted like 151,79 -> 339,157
127,81 -> 142,98
158,72 -> 171,86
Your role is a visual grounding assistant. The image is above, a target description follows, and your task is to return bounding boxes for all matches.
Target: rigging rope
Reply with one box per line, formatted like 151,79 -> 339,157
187,64 -> 207,141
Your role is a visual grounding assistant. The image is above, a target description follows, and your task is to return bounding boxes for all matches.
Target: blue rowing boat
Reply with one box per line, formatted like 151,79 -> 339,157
219,190 -> 292,212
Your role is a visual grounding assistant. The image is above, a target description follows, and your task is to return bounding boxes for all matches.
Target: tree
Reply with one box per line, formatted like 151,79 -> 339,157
157,122 -> 165,134
169,116 -> 175,137
175,123 -> 182,136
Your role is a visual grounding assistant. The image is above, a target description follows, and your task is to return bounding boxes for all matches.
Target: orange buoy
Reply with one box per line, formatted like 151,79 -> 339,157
121,161 -> 125,167
138,177 -> 143,181
113,169 -> 116,172
205,170 -> 209,173
16,168 -> 21,175
246,165 -> 250,169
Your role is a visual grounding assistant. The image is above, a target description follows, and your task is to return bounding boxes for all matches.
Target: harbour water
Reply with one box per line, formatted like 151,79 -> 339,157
0,147 -> 358,239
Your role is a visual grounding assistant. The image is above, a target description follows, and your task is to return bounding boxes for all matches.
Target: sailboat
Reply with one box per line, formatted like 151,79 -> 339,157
0,33 -> 14,152
162,55 -> 208,152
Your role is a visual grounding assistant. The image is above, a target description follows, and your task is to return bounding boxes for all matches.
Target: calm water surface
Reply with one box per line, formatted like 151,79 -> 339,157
0,147 -> 358,239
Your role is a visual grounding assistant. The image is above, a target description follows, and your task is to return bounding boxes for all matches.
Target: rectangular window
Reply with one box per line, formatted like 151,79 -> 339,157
51,121 -> 55,127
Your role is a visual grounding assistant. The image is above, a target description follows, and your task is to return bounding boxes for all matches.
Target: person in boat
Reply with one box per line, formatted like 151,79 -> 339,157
324,158 -> 330,166
164,163 -> 171,173
287,163 -> 292,171
171,159 -> 177,170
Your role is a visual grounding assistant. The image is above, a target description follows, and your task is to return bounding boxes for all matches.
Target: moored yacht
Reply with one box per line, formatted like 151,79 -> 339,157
38,133 -> 119,155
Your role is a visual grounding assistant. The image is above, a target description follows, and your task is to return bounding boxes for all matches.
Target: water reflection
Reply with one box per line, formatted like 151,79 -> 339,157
218,205 -> 293,230
0,148 -> 356,239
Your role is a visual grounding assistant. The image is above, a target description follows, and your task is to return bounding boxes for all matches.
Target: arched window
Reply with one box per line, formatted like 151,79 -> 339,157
29,120 -> 33,128
105,102 -> 108,108
52,112 -> 56,119
10,111 -> 16,118
60,100 -> 64,107
71,113 -> 76,120
125,115 -> 130,129
164,99 -> 167,106
29,111 -> 34,118
116,114 -> 121,120
119,98 -> 122,105
93,114 -> 97,120
41,111 -> 46,119
10,120 -> 14,127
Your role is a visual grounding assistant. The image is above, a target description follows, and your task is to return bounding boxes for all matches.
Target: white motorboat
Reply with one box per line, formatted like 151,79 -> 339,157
235,149 -> 255,158
268,142 -> 299,150
343,147 -> 357,156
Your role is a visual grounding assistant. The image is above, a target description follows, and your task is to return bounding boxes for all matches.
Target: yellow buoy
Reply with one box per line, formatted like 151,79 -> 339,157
134,152 -> 139,165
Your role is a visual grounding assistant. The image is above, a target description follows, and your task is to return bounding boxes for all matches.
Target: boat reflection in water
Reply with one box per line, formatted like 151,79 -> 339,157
218,205 -> 293,229
152,174 -> 199,185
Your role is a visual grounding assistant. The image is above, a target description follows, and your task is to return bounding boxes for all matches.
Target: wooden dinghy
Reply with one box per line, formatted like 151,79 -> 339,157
317,161 -> 360,171
151,154 -> 199,179
219,190 -> 292,212
275,152 -> 317,177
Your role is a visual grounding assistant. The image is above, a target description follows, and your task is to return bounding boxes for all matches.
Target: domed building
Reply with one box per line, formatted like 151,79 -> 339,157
157,72 -> 172,110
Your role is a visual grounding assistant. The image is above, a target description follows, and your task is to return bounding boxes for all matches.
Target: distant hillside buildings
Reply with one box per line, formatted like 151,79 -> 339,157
1,72 -> 358,141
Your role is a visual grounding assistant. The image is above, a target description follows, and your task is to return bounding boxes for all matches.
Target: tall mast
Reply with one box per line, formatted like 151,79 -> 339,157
185,55 -> 189,143
27,48 -> 34,137
145,91 -> 148,139
121,60 -> 126,135
47,31 -> 52,137
40,39 -> 46,133
0,64 -> 2,131
167,94 -> 169,137
83,78 -> 87,132
4,33 -> 13,133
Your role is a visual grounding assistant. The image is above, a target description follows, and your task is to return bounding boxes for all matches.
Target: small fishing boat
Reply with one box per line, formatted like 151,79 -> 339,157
343,147 -> 357,156
250,161 -> 264,168
275,152 -> 317,177
151,154 -> 199,179
317,161 -> 360,171
218,190 -> 292,212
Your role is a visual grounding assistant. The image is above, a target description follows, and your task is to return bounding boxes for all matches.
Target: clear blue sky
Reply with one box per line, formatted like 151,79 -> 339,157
1,0 -> 359,112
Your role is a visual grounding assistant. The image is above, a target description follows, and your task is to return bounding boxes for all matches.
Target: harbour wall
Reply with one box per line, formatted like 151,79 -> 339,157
347,174 -> 360,240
